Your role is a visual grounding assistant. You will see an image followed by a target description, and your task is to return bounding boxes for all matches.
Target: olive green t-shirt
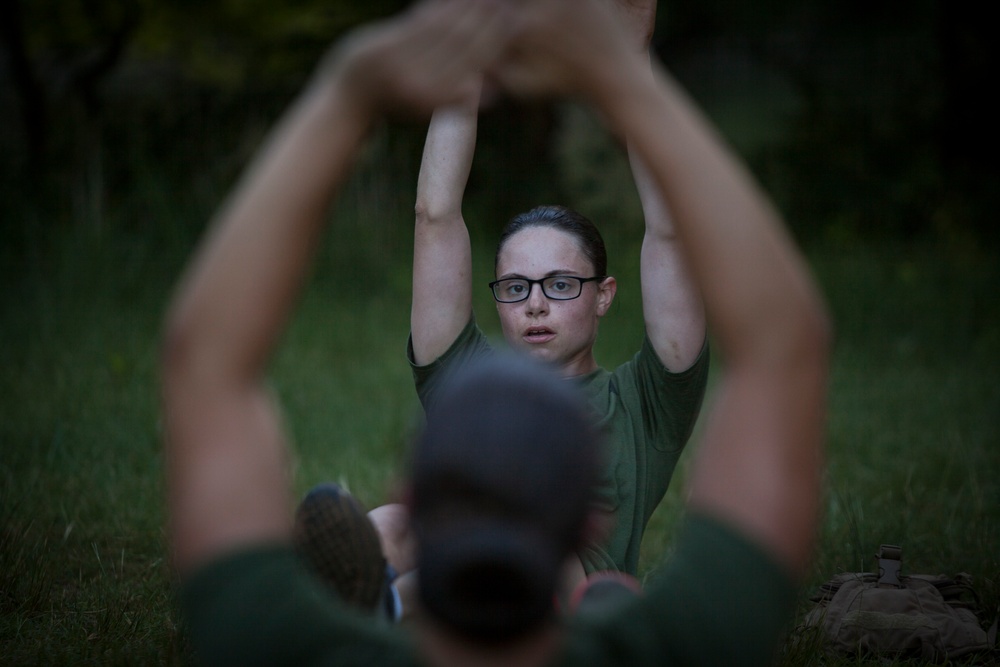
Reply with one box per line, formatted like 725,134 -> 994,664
408,318 -> 710,574
180,515 -> 795,667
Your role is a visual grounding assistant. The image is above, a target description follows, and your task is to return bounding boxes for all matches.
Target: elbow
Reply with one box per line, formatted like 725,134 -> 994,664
730,282 -> 834,373
414,197 -> 441,227
803,288 -> 834,356
784,291 -> 834,376
739,286 -> 833,375
414,195 -> 460,228
159,314 -> 193,395
159,304 -> 206,397
414,197 -> 429,224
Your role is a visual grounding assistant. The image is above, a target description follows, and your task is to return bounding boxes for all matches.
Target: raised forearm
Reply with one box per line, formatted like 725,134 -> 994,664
414,86 -> 480,224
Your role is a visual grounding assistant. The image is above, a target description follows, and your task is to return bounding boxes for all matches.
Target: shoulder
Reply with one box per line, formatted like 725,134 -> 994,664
409,316 -> 491,371
584,337 -> 710,449
181,546 -> 414,666
410,315 -> 493,409
606,335 -> 710,401
560,515 -> 796,666
638,513 -> 798,665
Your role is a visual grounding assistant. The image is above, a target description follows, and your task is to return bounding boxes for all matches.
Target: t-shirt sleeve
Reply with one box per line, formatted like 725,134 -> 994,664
560,514 -> 797,667
179,546 -> 412,667
407,316 -> 493,412
628,335 -> 710,453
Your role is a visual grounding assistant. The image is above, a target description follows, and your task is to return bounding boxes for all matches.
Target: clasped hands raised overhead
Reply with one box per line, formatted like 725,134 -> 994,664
321,0 -> 656,121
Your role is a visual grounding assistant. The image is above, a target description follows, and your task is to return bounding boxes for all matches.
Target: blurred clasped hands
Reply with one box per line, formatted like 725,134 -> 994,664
326,0 -> 657,119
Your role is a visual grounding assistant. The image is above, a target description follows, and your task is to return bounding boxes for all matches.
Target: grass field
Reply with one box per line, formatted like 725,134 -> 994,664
1,218 -> 997,664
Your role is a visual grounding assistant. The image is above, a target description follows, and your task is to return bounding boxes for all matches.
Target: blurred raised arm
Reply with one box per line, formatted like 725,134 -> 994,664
633,73 -> 831,577
596,34 -> 830,577
160,0 -> 512,577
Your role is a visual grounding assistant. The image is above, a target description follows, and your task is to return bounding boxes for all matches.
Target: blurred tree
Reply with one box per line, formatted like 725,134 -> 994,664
1,0 -> 408,158
134,0 -> 407,91
652,0 -> 996,246
1,0 -> 139,161
1,0 -> 995,246
0,0 -> 409,236
936,0 -> 995,244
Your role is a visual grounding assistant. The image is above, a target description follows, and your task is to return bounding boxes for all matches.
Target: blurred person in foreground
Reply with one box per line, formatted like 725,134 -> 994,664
161,0 -> 831,665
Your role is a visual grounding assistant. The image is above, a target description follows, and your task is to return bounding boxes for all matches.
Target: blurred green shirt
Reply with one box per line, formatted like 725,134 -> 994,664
180,514 -> 795,666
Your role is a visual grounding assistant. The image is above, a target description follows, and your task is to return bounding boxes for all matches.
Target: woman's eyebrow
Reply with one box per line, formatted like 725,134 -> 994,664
496,269 -> 580,280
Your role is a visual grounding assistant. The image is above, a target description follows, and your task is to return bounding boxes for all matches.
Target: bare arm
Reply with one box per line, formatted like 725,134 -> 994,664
411,89 -> 480,365
632,149 -> 706,371
161,1 -> 512,576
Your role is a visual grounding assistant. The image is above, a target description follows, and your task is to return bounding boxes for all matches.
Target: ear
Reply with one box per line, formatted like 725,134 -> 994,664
595,276 -> 617,316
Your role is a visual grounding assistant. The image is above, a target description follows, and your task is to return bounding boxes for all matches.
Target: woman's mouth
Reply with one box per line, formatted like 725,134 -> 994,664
523,327 -> 555,344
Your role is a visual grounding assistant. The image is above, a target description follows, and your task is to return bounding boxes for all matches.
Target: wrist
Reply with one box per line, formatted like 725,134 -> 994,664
312,31 -> 392,126
307,51 -> 379,134
585,52 -> 653,128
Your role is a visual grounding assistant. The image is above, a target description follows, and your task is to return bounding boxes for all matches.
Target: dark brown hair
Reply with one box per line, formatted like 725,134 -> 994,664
495,205 -> 608,277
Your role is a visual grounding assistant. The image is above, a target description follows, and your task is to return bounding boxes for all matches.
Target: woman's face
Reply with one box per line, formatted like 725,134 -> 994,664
494,226 -> 615,377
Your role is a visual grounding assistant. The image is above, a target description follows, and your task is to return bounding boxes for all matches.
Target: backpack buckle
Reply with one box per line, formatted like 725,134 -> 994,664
876,544 -> 903,588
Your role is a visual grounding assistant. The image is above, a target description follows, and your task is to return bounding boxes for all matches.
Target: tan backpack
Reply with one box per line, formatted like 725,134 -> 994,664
803,545 -> 997,662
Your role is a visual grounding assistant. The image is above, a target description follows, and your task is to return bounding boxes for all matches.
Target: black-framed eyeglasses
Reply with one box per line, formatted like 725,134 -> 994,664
488,275 -> 606,303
